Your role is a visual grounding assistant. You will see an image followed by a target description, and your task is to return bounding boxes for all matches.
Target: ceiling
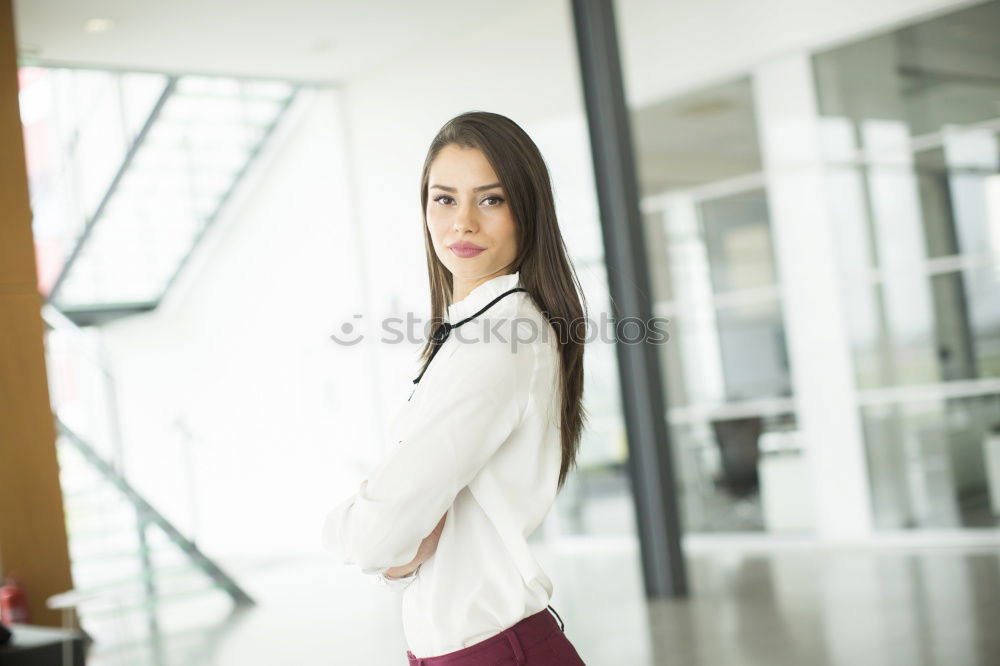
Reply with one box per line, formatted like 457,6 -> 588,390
13,0 -> 529,83
632,76 -> 762,193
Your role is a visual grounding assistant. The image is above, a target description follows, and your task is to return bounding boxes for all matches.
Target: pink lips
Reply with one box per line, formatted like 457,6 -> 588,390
449,241 -> 486,258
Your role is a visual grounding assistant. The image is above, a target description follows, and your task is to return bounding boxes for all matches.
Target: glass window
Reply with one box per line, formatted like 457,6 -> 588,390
814,1 -> 1000,530
633,78 -> 793,532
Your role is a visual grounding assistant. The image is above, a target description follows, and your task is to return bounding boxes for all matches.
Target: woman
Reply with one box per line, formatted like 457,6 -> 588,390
322,111 -> 588,665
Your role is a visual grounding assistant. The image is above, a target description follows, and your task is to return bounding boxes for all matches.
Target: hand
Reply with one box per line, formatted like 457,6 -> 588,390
384,511 -> 447,578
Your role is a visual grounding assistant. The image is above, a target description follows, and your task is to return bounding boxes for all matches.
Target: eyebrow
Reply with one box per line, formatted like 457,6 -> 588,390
429,182 -> 503,193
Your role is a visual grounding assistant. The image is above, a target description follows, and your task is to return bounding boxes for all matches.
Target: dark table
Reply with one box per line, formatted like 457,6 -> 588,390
0,623 -> 87,666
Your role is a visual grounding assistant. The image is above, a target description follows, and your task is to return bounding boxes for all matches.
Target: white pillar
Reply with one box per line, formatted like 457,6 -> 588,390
752,53 -> 874,538
943,125 -> 1000,319
662,193 -> 726,407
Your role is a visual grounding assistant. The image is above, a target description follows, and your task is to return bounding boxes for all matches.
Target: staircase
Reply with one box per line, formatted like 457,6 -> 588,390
42,73 -> 298,324
42,304 -> 255,664
24,69 -> 299,663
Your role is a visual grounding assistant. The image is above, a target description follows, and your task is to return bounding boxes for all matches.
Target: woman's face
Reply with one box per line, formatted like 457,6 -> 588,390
426,144 -> 518,288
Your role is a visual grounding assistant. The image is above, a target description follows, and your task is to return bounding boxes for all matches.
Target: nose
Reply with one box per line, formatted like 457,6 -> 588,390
453,201 -> 479,233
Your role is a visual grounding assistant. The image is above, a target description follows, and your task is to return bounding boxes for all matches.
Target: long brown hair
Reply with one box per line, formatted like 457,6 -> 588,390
416,111 -> 588,493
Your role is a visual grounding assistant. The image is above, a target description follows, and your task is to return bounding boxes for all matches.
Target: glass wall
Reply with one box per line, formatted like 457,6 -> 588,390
633,77 -> 798,532
626,0 -> 1000,535
813,0 -> 1000,529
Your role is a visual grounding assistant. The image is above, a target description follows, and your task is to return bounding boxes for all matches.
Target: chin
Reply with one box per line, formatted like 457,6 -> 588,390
447,266 -> 479,281
440,255 -> 485,277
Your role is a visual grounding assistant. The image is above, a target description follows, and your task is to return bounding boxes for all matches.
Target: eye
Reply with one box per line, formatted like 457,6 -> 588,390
433,194 -> 454,205
482,195 -> 505,206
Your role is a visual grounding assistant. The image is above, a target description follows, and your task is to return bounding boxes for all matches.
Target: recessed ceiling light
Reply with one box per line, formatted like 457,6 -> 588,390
85,18 -> 114,33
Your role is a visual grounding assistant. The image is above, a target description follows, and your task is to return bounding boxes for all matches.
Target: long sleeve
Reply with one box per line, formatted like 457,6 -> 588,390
321,330 -> 533,572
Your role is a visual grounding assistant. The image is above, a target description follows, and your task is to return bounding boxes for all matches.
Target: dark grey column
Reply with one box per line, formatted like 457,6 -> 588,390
569,0 -> 688,598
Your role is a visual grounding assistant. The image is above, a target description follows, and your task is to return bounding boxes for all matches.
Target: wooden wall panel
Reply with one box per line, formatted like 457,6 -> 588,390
0,0 -> 76,629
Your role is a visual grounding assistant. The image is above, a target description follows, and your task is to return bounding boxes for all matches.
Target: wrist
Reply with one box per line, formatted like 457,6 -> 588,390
384,563 -> 419,579
382,567 -> 416,578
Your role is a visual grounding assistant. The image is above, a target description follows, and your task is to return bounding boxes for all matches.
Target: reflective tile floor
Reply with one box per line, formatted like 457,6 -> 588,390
82,535 -> 1000,666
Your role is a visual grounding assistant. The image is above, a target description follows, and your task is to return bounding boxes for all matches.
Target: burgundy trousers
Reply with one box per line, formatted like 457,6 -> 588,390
405,605 -> 586,665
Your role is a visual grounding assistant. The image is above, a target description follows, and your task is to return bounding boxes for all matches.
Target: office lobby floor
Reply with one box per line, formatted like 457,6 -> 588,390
82,534 -> 1000,666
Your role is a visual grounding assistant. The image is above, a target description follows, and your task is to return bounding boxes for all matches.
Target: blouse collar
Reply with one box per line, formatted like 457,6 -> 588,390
446,271 -> 521,324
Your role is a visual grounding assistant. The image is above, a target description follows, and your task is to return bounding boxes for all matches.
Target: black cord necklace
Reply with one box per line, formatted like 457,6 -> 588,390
409,286 -> 527,398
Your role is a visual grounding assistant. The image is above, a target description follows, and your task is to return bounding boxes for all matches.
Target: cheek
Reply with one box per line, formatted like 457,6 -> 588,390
426,212 -> 447,241
499,216 -> 518,246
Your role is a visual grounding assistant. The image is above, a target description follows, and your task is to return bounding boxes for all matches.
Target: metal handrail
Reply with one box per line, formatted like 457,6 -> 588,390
56,416 -> 255,608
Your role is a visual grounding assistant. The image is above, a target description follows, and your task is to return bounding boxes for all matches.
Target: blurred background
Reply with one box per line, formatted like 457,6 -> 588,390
1,0 -> 999,664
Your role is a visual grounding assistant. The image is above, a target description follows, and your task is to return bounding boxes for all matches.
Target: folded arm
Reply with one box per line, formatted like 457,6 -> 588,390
321,333 -> 531,572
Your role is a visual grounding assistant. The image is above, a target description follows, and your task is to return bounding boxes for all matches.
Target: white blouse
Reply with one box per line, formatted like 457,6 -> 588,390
321,271 -> 564,658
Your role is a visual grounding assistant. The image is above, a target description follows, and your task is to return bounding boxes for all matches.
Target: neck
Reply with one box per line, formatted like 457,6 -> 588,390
452,269 -> 511,303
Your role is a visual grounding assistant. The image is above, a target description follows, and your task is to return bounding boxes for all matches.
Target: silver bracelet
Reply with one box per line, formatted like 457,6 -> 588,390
377,563 -> 420,586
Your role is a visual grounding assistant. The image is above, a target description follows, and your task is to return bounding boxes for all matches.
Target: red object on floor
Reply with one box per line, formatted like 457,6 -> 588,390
0,576 -> 31,624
